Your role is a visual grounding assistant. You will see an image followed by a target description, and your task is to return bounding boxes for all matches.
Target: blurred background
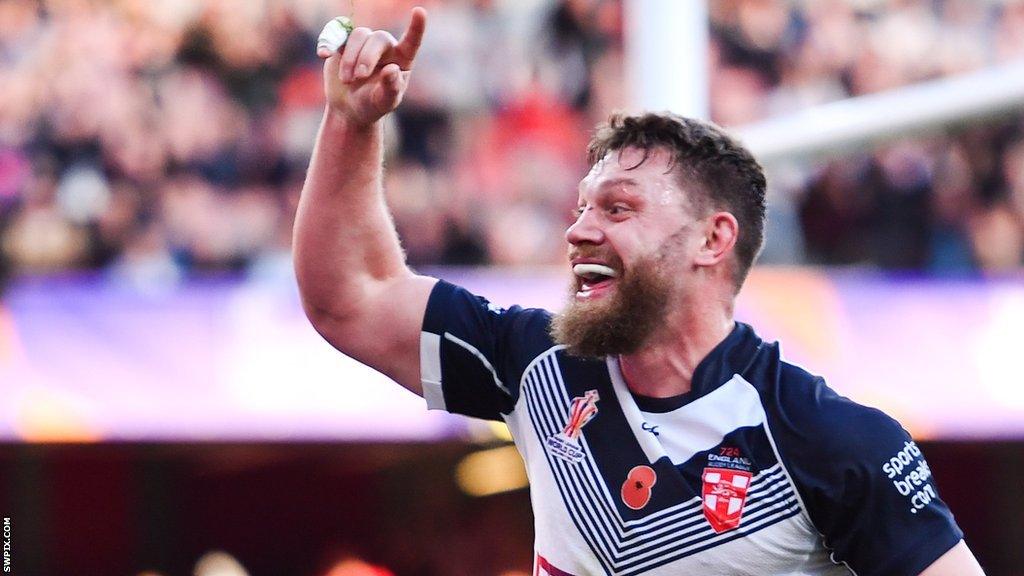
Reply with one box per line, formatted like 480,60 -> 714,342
0,0 -> 1022,574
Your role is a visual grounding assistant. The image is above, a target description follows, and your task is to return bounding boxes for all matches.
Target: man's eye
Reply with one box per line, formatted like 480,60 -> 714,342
608,205 -> 630,215
573,207 -> 586,218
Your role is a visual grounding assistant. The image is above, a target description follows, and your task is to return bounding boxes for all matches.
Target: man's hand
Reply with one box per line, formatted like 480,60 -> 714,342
316,7 -> 427,127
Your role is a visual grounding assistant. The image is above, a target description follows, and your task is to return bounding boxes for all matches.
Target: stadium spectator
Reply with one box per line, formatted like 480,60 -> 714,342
1,0 -> 1022,284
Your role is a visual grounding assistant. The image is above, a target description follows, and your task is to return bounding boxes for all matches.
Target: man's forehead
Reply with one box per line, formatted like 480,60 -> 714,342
581,147 -> 677,190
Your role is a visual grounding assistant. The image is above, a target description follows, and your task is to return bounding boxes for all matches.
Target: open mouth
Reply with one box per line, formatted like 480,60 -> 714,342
573,263 -> 618,297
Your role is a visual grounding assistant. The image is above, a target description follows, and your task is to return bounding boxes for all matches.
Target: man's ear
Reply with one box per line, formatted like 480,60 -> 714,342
694,211 -> 738,267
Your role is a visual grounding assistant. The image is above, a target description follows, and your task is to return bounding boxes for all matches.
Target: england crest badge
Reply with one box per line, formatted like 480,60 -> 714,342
701,467 -> 752,533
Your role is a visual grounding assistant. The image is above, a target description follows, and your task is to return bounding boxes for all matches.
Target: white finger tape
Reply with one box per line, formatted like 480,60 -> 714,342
316,16 -> 354,53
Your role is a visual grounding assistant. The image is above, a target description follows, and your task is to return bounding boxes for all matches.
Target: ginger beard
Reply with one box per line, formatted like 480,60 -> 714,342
550,236 -> 681,358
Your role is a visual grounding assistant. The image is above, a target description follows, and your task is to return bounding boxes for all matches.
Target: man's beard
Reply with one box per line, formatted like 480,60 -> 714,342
549,253 -> 673,358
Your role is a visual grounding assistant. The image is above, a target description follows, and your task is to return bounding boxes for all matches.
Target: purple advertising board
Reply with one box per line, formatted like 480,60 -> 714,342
0,268 -> 1021,441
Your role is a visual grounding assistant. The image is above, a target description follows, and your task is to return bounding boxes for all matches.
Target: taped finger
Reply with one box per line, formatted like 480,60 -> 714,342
316,16 -> 355,55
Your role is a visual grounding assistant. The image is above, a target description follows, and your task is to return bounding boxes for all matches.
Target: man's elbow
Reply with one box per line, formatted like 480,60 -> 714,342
294,264 -> 373,325
296,274 -> 393,351
299,295 -> 367,356
299,296 -> 336,331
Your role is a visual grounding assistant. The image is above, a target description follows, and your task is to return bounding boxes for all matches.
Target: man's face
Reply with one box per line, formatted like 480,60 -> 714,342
550,147 -> 704,357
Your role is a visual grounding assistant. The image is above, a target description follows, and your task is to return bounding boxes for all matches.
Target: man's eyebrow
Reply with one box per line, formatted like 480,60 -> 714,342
579,177 -> 641,195
576,176 -> 642,198
598,177 -> 640,190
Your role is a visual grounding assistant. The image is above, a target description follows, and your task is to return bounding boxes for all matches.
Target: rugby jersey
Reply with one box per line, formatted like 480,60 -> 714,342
420,280 -> 963,576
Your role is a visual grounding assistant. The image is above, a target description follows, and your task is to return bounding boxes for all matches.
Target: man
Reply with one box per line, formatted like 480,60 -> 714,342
294,8 -> 984,576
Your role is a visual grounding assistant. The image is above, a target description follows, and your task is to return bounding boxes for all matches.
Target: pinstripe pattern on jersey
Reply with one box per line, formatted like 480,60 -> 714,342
523,349 -> 802,576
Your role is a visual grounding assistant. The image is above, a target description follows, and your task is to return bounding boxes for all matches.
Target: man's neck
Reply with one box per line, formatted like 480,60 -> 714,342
618,299 -> 734,398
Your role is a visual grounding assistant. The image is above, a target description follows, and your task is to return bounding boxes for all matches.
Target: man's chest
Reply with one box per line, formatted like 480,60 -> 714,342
505,350 -> 841,575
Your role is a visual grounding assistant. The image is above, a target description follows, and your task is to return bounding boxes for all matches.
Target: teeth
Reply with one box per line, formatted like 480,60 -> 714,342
573,263 -> 617,278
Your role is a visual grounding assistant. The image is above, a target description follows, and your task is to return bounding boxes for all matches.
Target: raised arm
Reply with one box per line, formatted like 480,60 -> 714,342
294,8 -> 435,394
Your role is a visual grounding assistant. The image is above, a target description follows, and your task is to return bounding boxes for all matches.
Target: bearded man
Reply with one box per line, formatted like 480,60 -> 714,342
294,8 -> 983,576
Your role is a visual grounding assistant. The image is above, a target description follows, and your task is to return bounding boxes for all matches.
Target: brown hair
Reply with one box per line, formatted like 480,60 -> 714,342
587,112 -> 767,290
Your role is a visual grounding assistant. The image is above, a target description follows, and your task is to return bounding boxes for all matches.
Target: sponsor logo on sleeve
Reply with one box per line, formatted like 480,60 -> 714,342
882,440 -> 938,514
546,390 -> 599,464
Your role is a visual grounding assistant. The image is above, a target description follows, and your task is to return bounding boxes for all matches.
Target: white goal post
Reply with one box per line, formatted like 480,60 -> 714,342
622,1 -> 1024,164
734,60 -> 1024,164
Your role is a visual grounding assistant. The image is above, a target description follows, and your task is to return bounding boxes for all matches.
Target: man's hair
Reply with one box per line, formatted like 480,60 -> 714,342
586,112 -> 767,290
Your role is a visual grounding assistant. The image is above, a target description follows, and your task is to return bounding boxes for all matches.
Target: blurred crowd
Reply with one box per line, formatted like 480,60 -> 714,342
1,0 -> 1023,287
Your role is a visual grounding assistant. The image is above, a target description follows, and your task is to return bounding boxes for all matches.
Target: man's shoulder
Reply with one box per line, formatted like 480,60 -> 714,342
425,279 -> 554,336
748,352 -> 908,459
421,280 -> 563,419
500,304 -> 556,338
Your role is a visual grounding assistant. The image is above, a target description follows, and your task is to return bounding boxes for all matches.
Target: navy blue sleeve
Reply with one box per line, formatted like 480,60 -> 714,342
765,365 -> 962,576
420,280 -> 554,421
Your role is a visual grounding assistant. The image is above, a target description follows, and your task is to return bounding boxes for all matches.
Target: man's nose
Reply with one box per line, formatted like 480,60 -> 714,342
565,208 -> 604,246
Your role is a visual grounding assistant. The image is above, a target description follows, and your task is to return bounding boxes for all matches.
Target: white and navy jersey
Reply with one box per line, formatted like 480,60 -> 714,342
420,281 -> 963,576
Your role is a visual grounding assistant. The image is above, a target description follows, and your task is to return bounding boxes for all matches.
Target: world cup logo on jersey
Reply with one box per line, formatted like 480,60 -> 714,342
563,390 -> 599,440
701,467 -> 752,533
545,390 -> 600,464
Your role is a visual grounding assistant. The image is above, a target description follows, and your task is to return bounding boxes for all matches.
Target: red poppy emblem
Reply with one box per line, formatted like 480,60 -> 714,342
621,465 -> 657,510
701,467 -> 752,533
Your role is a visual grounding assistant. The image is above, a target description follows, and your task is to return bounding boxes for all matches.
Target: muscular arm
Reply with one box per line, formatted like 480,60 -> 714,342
294,9 -> 435,394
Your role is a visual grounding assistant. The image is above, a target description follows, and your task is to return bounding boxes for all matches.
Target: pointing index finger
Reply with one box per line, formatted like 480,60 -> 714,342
395,7 -> 427,69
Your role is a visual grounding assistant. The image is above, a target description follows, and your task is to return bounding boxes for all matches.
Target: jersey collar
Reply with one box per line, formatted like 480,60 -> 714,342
627,322 -> 764,413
